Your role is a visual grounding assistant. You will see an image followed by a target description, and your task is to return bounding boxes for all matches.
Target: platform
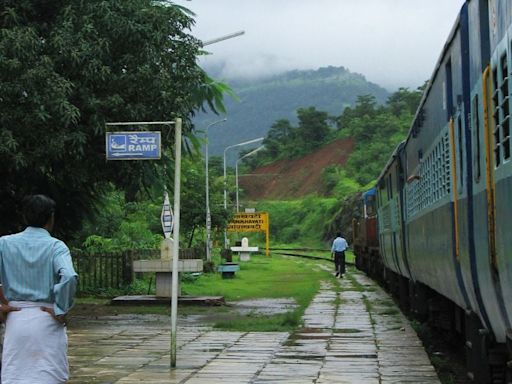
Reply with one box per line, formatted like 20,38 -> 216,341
67,269 -> 441,383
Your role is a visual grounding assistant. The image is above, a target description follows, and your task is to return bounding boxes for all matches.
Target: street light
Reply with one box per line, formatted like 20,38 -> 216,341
223,137 -> 264,247
236,145 -> 265,212
203,31 -> 245,46
204,118 -> 227,262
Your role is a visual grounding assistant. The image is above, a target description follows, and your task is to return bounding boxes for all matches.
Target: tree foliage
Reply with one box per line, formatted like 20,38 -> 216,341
0,1 -> 228,237
248,86 -> 423,190
254,107 -> 333,165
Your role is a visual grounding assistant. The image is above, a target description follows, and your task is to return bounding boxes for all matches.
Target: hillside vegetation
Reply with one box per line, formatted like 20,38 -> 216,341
197,66 -> 389,161
239,86 -> 423,245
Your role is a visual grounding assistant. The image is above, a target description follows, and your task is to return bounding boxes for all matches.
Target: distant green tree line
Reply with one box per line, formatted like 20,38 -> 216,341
246,86 -> 424,189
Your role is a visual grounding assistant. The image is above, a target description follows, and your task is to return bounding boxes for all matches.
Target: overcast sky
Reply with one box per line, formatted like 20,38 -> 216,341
175,0 -> 466,90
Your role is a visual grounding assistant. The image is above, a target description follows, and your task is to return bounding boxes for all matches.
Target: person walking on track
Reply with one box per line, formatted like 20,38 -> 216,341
0,194 -> 78,384
331,232 -> 348,278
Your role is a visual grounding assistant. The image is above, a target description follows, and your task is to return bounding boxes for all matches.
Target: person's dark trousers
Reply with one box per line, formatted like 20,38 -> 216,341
334,251 -> 346,276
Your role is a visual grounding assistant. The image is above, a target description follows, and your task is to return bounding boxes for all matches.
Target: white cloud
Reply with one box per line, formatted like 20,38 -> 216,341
176,0 -> 466,89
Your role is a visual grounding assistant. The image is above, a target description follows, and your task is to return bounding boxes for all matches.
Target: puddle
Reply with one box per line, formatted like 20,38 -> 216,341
228,298 -> 298,315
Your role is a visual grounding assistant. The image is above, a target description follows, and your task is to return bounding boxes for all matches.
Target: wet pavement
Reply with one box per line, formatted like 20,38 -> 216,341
67,270 -> 440,383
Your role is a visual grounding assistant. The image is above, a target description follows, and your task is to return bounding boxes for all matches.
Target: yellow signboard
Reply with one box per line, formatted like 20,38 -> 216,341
227,212 -> 270,255
227,212 -> 268,232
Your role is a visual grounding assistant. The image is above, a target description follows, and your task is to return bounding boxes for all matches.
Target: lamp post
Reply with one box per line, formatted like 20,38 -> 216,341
223,137 -> 264,247
204,118 -> 227,262
203,31 -> 245,46
236,145 -> 265,212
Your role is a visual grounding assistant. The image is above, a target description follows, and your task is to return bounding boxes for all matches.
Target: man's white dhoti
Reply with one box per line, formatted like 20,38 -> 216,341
1,301 -> 68,384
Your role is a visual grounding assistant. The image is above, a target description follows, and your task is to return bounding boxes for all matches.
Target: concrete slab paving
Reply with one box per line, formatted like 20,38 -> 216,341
67,269 -> 440,383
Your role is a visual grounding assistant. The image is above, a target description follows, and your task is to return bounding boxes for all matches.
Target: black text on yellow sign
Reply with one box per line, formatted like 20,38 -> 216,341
227,212 -> 269,233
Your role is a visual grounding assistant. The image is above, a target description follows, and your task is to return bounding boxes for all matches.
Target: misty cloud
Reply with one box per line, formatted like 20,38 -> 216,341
176,0 -> 465,90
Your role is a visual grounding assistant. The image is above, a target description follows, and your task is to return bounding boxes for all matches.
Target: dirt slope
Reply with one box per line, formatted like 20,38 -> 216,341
239,138 -> 354,200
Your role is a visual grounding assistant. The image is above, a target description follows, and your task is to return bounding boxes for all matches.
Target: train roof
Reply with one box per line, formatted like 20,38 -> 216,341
405,3 -> 465,144
376,140 -> 405,185
376,2 -> 466,186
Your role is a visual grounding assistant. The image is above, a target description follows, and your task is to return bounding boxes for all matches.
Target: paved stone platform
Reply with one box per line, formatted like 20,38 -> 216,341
67,270 -> 440,383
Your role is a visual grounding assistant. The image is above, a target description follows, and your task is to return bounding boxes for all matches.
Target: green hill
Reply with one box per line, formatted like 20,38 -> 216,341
197,66 -> 389,160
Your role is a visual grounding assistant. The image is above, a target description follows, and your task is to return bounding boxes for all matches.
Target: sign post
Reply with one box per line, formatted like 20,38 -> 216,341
105,119 -> 181,368
170,118 -> 181,367
106,131 -> 161,160
227,212 -> 270,256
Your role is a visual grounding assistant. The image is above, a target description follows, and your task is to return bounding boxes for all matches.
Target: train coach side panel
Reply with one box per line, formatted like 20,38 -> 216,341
402,23 -> 472,310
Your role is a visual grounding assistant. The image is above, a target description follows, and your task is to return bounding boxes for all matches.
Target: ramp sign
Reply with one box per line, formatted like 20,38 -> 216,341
106,131 -> 161,160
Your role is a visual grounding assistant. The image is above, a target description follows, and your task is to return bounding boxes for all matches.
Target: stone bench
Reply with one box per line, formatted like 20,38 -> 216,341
132,239 -> 203,297
217,262 -> 240,279
230,237 -> 259,261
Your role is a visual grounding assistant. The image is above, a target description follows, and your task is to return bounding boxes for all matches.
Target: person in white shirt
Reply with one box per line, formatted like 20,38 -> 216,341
331,232 -> 348,278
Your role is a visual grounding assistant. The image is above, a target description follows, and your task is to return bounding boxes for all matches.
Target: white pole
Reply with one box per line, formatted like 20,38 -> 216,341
205,137 -> 211,261
170,117 -> 182,368
235,158 -> 240,213
205,119 -> 226,261
222,137 -> 264,248
235,145 -> 265,214
223,147 -> 228,249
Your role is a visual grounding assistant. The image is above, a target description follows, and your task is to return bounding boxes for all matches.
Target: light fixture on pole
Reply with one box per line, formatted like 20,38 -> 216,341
203,31 -> 245,46
236,145 -> 265,212
204,118 -> 227,262
223,137 -> 264,248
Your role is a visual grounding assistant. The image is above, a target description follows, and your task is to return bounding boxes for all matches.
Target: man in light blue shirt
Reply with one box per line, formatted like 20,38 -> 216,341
331,232 -> 348,278
0,195 -> 78,383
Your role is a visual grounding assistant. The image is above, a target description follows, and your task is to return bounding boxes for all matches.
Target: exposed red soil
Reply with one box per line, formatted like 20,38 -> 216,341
240,138 -> 354,200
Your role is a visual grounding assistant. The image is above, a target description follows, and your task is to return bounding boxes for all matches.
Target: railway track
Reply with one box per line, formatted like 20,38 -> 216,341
270,248 -> 355,266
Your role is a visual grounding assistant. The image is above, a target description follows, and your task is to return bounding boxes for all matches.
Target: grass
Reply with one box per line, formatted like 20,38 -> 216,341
181,253 -> 333,331
73,253 -> 333,332
181,254 -> 327,307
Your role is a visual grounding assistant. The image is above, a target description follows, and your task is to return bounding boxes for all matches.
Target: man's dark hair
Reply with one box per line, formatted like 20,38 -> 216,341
22,195 -> 56,228
336,232 -> 342,237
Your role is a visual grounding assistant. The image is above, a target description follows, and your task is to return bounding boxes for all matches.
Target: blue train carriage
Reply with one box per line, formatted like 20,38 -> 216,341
469,0 -> 512,375
459,0 -> 512,379
404,0 -> 512,380
404,1 -> 477,320
375,141 -> 412,305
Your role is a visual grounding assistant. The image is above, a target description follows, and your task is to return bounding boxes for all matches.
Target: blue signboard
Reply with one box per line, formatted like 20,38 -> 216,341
106,131 -> 161,160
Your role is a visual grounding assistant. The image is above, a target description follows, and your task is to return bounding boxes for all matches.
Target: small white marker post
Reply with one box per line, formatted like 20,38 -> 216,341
105,118 -> 181,368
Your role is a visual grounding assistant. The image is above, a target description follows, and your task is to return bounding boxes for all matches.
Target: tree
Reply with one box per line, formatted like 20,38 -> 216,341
0,1 -> 228,237
386,86 -> 423,116
296,107 -> 331,152
263,119 -> 294,157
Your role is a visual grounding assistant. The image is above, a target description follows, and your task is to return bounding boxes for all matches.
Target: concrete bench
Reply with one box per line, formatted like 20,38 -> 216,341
217,262 -> 240,279
132,239 -> 203,297
230,237 -> 259,261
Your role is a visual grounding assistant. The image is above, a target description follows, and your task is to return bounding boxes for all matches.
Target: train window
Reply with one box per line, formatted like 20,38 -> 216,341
366,195 -> 376,217
472,95 -> 481,183
457,115 -> 464,189
406,131 -> 451,219
504,117 -> 510,160
501,53 -> 510,161
492,52 -> 511,166
445,60 -> 454,121
387,174 -> 393,199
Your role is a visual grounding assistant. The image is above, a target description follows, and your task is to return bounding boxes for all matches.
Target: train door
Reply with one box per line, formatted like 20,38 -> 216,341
489,30 -> 512,330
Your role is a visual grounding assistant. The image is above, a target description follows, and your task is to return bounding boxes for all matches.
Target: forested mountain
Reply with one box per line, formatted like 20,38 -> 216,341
197,66 -> 389,160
